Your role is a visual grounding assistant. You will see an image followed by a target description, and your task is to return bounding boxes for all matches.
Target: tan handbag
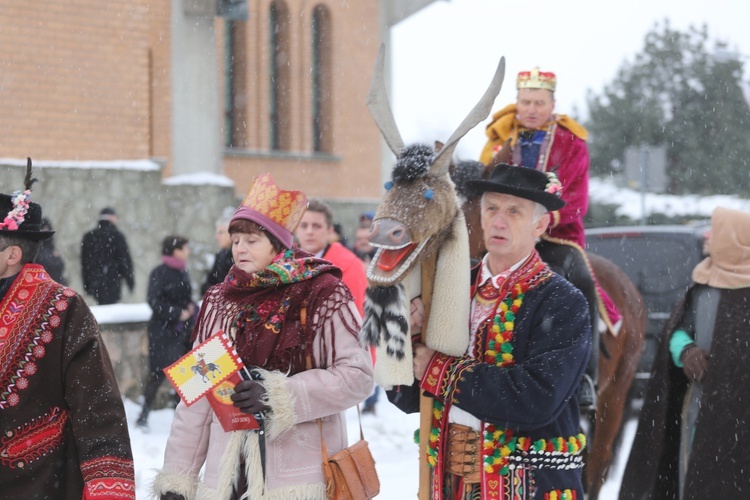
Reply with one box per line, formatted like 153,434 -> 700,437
319,406 -> 380,499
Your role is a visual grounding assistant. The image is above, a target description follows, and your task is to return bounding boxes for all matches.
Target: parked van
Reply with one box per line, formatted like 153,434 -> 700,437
585,224 -> 709,398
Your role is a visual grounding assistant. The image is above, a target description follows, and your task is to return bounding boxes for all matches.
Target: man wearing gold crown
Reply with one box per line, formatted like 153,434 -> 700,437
479,68 -> 620,408
0,161 -> 135,499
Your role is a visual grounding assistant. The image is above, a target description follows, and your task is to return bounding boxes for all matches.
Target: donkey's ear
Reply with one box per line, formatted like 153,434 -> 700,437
434,140 -> 444,152
432,57 -> 506,177
366,44 -> 404,156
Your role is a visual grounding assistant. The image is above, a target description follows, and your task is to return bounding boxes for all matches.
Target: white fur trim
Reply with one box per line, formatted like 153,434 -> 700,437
197,431 -> 327,499
425,212 -> 471,356
373,215 -> 470,387
151,470 -> 197,499
373,266 -> 422,389
256,369 -> 296,440
195,481 -> 328,500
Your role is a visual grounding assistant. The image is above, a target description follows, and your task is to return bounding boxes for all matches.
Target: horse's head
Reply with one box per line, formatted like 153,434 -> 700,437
367,143 -> 460,285
365,45 -> 505,286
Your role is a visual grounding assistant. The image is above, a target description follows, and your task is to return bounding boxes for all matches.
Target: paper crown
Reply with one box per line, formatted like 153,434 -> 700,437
231,173 -> 308,248
517,68 -> 556,92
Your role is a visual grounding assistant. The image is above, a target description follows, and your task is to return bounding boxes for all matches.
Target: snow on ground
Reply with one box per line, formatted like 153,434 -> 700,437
127,396 -> 637,499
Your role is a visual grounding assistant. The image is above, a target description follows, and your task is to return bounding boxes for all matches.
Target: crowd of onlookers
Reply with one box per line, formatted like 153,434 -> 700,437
49,202 -> 381,427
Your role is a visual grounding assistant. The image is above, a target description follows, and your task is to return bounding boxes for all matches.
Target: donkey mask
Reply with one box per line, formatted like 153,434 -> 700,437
361,45 -> 506,387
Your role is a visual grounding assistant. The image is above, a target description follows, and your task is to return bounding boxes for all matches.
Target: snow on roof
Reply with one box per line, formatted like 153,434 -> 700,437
162,172 -> 235,187
590,176 -> 750,220
0,158 -> 161,171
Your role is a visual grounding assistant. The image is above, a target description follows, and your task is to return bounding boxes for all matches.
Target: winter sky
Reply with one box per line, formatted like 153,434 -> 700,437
390,0 -> 750,160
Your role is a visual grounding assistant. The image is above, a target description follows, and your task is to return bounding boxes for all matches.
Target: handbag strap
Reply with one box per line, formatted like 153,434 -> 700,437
304,297 -> 366,454
318,419 -> 330,462
319,404 -> 365,459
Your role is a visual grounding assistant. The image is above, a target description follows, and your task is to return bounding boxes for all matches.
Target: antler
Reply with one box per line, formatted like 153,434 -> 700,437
24,157 -> 37,191
366,44 -> 405,156
431,57 -> 506,177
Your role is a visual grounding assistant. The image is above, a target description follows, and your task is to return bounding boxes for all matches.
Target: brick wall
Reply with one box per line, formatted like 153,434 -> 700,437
217,0 -> 384,200
0,0 -> 383,254
0,0 -> 151,160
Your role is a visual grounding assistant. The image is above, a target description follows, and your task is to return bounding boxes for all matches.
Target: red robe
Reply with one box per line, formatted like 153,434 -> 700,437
480,106 -> 621,330
480,106 -> 589,247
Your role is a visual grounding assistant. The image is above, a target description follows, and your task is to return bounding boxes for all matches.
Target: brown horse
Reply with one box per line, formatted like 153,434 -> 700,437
453,161 -> 646,499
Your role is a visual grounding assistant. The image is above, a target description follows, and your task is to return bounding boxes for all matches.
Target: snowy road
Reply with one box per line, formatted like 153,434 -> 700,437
127,397 -> 636,499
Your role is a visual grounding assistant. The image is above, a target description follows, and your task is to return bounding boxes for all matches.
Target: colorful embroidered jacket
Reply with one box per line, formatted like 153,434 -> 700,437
0,264 -> 135,499
388,255 -> 591,499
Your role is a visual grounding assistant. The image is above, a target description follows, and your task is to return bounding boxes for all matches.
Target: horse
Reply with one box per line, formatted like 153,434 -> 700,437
191,359 -> 222,383
452,159 -> 647,499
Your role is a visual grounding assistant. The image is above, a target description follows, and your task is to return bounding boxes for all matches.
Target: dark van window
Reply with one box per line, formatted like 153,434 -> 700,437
586,226 -> 707,397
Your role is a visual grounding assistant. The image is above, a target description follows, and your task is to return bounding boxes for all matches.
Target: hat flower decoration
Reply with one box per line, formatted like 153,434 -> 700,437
545,170 -> 563,198
0,158 -> 36,231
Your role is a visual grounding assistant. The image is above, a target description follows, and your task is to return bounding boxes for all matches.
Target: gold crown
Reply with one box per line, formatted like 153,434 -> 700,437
237,173 -> 308,244
517,68 -> 556,92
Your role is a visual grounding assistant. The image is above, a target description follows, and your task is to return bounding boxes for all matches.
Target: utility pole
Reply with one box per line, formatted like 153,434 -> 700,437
640,144 -> 649,226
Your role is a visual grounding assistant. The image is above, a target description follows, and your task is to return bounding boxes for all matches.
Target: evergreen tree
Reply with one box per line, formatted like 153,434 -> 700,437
586,21 -> 750,194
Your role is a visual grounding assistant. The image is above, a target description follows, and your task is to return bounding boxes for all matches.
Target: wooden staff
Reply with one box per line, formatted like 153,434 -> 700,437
418,252 -> 437,500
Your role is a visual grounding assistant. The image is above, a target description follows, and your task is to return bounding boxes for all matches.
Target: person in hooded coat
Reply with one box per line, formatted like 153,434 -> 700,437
153,173 -> 373,500
619,207 -> 750,499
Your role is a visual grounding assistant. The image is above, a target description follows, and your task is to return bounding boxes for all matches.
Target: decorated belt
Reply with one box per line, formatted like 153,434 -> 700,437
446,423 -> 481,483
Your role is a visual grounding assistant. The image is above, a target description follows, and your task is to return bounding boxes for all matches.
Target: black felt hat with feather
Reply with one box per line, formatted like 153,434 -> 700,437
0,158 -> 54,241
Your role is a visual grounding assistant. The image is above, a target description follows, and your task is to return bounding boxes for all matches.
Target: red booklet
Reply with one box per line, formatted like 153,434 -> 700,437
205,370 -> 260,432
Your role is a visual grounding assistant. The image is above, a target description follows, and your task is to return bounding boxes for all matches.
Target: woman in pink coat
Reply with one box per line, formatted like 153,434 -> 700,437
153,173 -> 374,499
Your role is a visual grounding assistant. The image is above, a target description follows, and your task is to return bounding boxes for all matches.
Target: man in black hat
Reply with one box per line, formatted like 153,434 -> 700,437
0,163 -> 135,498
388,164 -> 591,499
80,206 -> 135,305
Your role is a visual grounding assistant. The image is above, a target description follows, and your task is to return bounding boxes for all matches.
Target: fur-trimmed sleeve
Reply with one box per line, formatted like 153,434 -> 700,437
152,398 -> 213,498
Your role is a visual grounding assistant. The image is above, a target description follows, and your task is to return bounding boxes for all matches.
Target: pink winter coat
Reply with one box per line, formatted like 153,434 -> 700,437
152,299 -> 374,500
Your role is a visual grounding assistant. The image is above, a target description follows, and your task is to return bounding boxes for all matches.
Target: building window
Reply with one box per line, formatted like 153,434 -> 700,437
224,20 -> 247,148
311,5 -> 332,153
269,1 -> 290,151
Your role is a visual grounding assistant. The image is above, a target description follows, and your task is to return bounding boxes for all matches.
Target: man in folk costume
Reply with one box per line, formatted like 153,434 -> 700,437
478,68 -> 620,408
388,165 -> 591,499
619,207 -> 750,499
0,160 -> 135,499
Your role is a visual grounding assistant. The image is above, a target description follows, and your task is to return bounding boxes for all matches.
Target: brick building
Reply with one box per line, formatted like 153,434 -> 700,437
0,0 -> 389,199
0,0 -> 436,301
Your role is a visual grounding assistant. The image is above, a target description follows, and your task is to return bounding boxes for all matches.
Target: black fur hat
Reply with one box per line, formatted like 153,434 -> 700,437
463,164 -> 566,211
0,158 -> 54,241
